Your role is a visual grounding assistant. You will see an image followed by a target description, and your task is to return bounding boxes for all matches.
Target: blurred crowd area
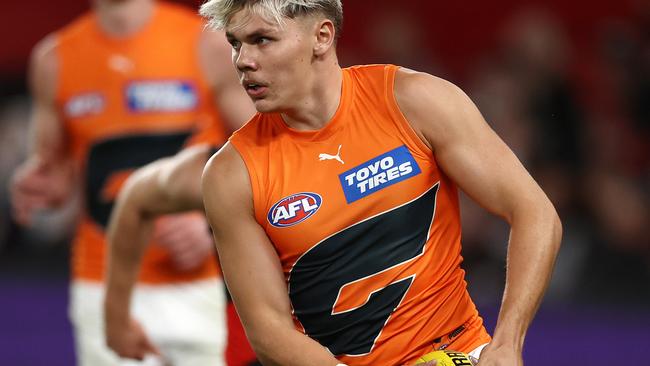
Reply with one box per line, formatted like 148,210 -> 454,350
0,0 -> 648,306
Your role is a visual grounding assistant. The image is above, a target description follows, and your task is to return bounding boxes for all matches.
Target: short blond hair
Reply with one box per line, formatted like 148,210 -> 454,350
200,0 -> 343,37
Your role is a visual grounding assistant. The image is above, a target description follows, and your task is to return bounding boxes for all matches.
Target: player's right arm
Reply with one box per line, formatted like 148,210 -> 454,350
104,144 -> 212,360
202,143 -> 341,366
10,34 -> 75,225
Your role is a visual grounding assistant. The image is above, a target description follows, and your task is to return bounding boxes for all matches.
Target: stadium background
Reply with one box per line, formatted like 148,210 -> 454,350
0,0 -> 648,364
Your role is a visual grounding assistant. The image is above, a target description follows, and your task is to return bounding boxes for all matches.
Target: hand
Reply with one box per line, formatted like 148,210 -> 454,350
409,350 -> 478,366
152,212 -> 214,271
10,157 -> 73,225
475,343 -> 522,366
106,317 -> 162,361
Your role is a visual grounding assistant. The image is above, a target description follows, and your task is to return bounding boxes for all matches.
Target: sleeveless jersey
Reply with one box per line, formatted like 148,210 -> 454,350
229,65 -> 491,365
55,2 -> 225,283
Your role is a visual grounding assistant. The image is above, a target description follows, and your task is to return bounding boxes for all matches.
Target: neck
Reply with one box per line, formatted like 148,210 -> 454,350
94,0 -> 155,37
281,55 -> 343,131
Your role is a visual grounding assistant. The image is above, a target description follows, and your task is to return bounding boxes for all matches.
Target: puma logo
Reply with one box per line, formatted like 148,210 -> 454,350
318,144 -> 344,164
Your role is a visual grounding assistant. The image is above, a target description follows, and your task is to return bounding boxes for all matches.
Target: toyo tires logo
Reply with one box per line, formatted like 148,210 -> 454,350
267,192 -> 322,228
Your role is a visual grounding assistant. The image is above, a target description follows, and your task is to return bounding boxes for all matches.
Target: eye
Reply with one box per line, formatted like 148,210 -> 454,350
255,37 -> 270,45
229,39 -> 241,51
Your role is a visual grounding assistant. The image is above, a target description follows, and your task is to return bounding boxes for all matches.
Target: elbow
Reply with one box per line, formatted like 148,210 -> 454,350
244,316 -> 294,365
246,329 -> 280,365
553,211 -> 563,253
545,200 -> 563,256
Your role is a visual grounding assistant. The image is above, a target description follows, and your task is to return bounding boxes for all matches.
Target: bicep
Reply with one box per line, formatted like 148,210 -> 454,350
214,209 -> 294,335
202,145 -> 294,336
118,146 -> 208,217
396,71 -> 547,221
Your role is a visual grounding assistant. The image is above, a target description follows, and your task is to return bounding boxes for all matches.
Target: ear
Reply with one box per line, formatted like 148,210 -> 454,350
313,19 -> 336,57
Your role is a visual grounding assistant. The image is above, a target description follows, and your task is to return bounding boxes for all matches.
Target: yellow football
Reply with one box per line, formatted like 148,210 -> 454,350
415,350 -> 474,365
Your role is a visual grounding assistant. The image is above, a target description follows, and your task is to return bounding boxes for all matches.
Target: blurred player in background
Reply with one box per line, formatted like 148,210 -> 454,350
105,144 -> 222,360
9,0 -> 254,365
197,1 -> 562,366
103,143 -> 259,366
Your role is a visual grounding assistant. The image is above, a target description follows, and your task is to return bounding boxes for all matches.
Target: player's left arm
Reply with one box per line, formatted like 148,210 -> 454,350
104,145 -> 211,360
198,28 -> 255,132
395,68 -> 562,366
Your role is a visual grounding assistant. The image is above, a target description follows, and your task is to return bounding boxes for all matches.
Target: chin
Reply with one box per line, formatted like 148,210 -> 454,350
253,100 -> 278,113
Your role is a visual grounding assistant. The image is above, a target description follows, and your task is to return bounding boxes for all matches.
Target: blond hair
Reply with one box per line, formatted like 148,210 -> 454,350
200,0 -> 343,37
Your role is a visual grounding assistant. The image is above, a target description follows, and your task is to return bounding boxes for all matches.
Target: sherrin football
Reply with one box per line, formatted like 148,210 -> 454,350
415,350 -> 475,365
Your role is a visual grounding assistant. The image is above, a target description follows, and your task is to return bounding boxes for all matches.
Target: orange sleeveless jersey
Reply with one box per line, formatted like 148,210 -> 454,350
229,65 -> 491,365
55,2 -> 225,283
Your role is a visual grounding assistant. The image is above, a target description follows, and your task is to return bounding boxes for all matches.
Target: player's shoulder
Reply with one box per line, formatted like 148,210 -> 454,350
202,142 -> 253,211
31,33 -> 58,66
203,143 -> 248,189
394,67 -> 472,123
395,68 -> 462,106
29,33 -> 60,95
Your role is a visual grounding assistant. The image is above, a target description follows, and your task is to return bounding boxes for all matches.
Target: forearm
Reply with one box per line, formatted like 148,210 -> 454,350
104,199 -> 154,324
246,317 -> 341,366
492,205 -> 562,349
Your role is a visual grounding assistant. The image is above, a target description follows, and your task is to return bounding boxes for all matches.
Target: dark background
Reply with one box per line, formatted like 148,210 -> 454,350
0,0 -> 648,365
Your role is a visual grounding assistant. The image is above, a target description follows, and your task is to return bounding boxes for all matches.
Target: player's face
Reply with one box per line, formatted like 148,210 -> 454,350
226,10 -> 318,113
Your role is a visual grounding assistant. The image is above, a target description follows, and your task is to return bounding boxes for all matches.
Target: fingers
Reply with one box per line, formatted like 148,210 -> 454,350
163,237 -> 211,271
11,184 -> 52,225
171,246 -> 210,271
107,319 -> 164,362
10,159 -> 71,225
153,212 -> 203,240
153,227 -> 193,249
140,334 -> 162,358
408,359 -> 438,366
152,213 -> 214,271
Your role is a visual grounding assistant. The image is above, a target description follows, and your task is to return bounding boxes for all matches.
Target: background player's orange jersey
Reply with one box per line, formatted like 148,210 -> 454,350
230,65 -> 491,365
55,2 -> 225,283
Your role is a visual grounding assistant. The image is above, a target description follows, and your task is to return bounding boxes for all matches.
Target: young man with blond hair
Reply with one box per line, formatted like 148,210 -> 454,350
105,1 -> 562,365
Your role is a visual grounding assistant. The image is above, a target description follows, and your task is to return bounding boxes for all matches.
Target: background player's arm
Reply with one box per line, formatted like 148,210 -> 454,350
202,144 -> 341,366
394,69 -> 562,366
199,28 -> 255,132
10,34 -> 75,225
104,145 -> 211,360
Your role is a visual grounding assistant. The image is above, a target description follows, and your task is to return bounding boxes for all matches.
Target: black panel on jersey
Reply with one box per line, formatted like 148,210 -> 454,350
85,130 -> 192,228
288,183 -> 439,356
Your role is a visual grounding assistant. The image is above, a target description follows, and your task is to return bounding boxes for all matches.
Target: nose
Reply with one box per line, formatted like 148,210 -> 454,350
234,44 -> 257,72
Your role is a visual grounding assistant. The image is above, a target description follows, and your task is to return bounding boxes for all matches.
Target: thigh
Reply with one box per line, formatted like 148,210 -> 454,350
70,281 -> 164,366
132,278 -> 227,366
69,280 -> 114,366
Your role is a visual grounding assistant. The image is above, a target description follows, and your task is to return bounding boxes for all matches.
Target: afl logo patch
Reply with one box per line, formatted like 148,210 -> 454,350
268,193 -> 322,228
64,92 -> 105,118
